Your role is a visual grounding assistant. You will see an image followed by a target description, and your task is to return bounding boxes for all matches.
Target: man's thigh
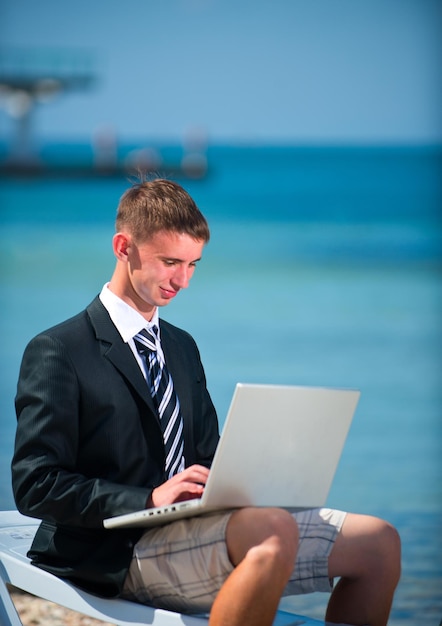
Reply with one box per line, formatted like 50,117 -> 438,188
122,511 -> 235,614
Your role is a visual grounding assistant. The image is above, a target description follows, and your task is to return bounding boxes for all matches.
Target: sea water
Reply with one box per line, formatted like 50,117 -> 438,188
0,145 -> 441,624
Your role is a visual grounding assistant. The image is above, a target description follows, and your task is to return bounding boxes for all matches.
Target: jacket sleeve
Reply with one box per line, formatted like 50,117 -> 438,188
12,333 -> 150,528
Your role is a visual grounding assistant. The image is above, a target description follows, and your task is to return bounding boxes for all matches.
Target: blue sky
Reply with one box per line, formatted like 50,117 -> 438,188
1,0 -> 441,145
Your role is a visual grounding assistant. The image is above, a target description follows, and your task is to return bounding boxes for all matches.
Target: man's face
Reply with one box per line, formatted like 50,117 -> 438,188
121,230 -> 205,317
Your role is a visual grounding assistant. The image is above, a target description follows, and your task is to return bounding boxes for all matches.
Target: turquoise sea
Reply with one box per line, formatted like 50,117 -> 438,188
0,145 -> 441,624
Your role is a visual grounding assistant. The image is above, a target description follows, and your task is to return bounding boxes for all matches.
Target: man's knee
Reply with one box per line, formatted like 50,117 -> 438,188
330,513 -> 401,585
358,517 -> 401,583
372,519 -> 401,582
226,507 -> 298,571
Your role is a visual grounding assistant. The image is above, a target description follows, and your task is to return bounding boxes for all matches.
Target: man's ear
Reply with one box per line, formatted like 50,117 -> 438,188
113,232 -> 131,261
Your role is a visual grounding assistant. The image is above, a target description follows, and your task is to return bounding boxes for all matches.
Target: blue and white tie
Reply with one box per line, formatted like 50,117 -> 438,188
134,326 -> 185,478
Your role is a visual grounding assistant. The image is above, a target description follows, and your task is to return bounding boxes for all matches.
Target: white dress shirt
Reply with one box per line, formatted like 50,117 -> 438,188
99,283 -> 163,379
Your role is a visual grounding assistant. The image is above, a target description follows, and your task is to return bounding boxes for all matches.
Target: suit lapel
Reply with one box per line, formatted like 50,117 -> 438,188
86,297 -> 157,416
159,321 -> 195,465
159,322 -> 192,410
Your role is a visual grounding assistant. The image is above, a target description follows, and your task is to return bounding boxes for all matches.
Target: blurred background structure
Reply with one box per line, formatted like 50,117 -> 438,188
0,47 -> 96,167
0,2 -> 441,624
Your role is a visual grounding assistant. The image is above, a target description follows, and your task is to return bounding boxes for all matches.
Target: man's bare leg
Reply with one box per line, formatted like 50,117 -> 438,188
326,513 -> 401,626
209,507 -> 298,626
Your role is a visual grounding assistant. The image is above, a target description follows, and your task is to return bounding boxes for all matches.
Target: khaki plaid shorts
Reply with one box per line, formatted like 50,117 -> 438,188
121,507 -> 346,614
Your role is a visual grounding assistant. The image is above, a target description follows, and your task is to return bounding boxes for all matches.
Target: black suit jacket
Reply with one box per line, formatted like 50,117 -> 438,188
12,296 -> 219,596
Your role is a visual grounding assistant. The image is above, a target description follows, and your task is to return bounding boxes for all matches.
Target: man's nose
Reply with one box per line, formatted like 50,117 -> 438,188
173,266 -> 191,289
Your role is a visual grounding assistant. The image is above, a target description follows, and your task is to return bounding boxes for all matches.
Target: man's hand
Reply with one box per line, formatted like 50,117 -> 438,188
147,464 -> 210,508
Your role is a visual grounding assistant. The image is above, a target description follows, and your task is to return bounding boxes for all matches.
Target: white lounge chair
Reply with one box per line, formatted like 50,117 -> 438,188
0,510 -> 323,626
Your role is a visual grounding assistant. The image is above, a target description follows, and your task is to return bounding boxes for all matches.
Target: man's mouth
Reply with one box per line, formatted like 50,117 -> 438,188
160,287 -> 178,299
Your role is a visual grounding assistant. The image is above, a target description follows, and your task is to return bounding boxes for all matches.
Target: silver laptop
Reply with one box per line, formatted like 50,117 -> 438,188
103,383 -> 359,529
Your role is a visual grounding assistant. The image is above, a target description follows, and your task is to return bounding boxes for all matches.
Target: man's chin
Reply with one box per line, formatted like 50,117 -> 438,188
156,296 -> 173,307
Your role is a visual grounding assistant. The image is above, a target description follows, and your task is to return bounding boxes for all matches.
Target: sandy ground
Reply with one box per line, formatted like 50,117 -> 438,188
9,588 -> 115,626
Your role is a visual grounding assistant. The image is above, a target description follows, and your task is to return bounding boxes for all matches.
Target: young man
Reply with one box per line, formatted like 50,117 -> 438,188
12,179 -> 401,626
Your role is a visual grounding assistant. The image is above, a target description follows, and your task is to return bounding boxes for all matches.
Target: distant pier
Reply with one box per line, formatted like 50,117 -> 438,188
0,48 -> 208,180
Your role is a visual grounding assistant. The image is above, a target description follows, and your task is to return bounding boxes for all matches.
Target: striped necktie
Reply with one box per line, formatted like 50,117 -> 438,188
133,326 -> 185,478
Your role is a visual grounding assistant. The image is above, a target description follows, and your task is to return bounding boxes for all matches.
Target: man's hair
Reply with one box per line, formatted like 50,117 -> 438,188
116,179 -> 210,243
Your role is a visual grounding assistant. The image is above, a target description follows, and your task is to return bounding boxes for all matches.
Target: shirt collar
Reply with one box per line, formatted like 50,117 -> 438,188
99,283 -> 160,343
